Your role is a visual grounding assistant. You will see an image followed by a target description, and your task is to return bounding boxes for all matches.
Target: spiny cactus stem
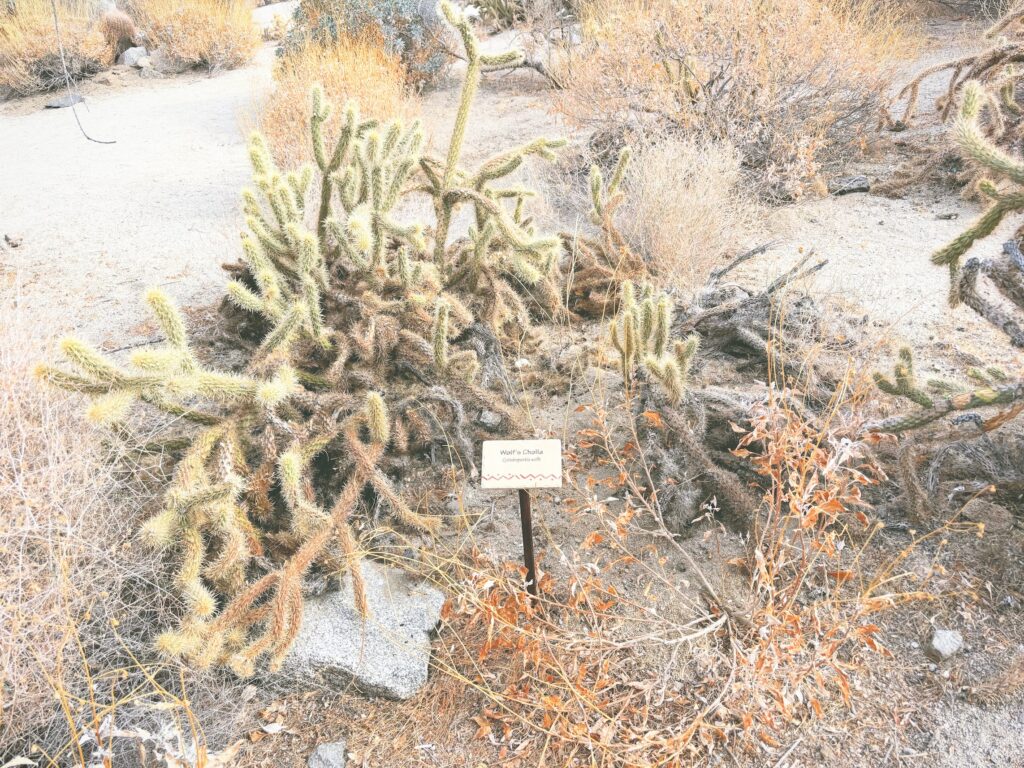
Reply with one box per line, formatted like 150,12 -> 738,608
867,380 -> 1024,433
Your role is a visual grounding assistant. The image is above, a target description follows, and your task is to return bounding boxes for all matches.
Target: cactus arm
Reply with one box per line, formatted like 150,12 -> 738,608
867,381 -> 1024,433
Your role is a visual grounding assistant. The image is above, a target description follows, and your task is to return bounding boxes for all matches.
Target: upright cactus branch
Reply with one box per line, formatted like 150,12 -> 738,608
609,281 -> 698,405
873,347 -> 934,409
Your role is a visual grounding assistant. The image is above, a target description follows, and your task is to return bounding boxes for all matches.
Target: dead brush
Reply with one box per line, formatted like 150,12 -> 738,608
555,0 -> 910,197
122,0 -> 259,71
13,623 -> 243,768
415,363 -> 966,765
0,0 -> 112,97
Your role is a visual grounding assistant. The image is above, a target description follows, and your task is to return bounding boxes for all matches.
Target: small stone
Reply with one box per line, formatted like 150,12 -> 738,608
308,739 -> 347,768
96,74 -> 113,85
282,560 -> 445,700
119,46 -> 149,67
4,233 -> 23,248
513,357 -> 531,370
828,175 -> 870,196
43,93 -> 83,109
926,629 -> 963,662
138,64 -> 163,80
149,47 -> 190,74
475,410 -> 503,430
961,499 -> 1014,535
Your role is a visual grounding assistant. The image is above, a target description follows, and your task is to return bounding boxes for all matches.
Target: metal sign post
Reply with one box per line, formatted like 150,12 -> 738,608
481,439 -> 562,599
518,488 -> 537,597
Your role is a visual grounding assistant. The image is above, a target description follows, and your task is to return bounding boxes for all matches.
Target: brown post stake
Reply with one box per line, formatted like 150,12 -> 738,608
518,488 -> 538,600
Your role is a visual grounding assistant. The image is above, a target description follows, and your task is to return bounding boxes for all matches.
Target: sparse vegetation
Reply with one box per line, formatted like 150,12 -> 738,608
3,0 -> 1023,763
0,0 -> 112,97
557,0 -> 909,197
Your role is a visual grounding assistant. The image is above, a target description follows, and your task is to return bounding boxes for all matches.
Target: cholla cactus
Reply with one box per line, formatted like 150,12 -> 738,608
37,5 -> 561,675
872,347 -> 933,409
609,281 -> 699,405
563,148 -> 646,316
930,80 -> 1024,350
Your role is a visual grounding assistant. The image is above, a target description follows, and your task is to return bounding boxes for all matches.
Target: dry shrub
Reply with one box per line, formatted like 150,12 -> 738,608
257,35 -> 418,167
0,308 -> 247,759
0,308 -> 154,753
618,137 -> 764,296
127,0 -> 259,71
557,0 -> 910,197
0,0 -> 112,97
417,376 -> 958,765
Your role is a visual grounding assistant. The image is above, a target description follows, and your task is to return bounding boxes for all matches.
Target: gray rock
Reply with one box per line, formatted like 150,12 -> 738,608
927,629 -> 964,662
283,560 -> 445,700
308,739 -> 347,768
44,93 -> 83,109
150,47 -> 191,74
138,64 -> 164,80
828,175 -> 870,196
475,409 -> 503,430
119,46 -> 149,67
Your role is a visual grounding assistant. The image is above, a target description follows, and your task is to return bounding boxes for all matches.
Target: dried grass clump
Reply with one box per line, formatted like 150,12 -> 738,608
126,0 -> 259,71
0,307 -> 252,760
0,309 -> 152,752
557,0 -> 909,197
617,137 -> 764,296
257,36 -> 418,168
0,0 -> 112,97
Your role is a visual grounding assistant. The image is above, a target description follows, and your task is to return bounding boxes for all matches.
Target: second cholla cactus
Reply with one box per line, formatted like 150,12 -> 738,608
609,281 -> 699,404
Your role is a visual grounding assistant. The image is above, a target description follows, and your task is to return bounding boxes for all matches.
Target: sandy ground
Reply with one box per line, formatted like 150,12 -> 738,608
0,50 -> 274,343
1,7 -> 1022,766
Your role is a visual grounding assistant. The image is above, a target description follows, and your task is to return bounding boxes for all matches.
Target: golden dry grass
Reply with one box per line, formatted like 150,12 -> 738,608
126,0 -> 260,71
257,36 -> 419,168
0,0 -> 112,97
557,0 -> 912,196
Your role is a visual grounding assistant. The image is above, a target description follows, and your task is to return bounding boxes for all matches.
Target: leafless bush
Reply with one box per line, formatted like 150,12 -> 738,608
0,0 -> 112,98
556,0 -> 910,198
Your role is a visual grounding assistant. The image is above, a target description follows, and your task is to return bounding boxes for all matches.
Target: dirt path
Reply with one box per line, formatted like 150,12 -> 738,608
0,45 -> 276,344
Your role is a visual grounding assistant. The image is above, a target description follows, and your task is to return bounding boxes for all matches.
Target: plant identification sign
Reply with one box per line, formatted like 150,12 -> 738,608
481,439 -> 562,489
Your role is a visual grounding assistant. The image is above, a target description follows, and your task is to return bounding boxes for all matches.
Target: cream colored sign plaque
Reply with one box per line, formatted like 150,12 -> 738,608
480,439 -> 563,489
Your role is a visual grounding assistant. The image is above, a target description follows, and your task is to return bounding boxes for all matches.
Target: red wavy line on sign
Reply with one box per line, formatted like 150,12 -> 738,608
482,473 -> 561,481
